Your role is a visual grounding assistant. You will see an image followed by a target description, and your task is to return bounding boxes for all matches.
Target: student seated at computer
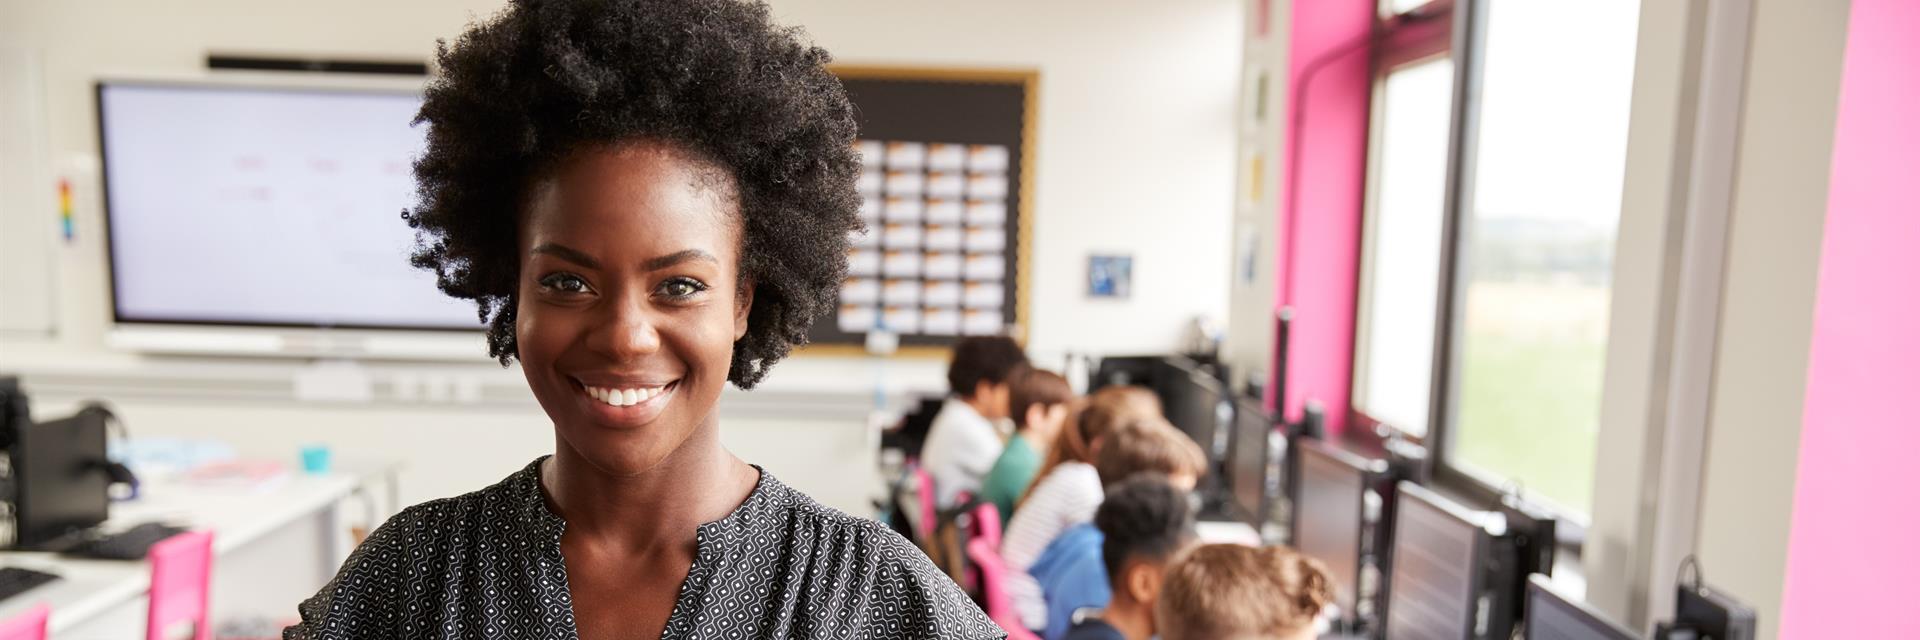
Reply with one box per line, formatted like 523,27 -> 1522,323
1030,422 -> 1206,639
1001,386 -> 1163,630
1155,544 -> 1333,640
980,367 -> 1077,522
921,335 -> 1030,509
1027,472 -> 1197,640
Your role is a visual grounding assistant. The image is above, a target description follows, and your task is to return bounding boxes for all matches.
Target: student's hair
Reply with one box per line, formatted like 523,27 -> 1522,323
1020,385 -> 1162,506
1008,367 -> 1074,430
405,0 -> 861,389
945,336 -> 1030,398
1094,473 -> 1196,586
1155,544 -> 1334,640
1093,419 -> 1208,487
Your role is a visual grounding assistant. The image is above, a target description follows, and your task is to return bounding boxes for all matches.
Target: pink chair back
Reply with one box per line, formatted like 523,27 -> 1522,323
147,530 -> 213,640
965,538 -> 1041,640
912,466 -> 939,544
969,501 -> 1004,550
0,604 -> 49,640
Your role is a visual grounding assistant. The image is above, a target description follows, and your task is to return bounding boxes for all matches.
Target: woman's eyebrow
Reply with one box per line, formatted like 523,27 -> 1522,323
641,249 -> 719,272
530,243 -> 600,269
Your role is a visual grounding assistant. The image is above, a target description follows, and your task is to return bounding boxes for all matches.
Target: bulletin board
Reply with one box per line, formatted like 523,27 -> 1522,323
805,66 -> 1036,353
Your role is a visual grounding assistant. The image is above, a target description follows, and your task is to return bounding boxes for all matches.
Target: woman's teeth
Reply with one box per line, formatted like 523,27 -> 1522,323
584,384 -> 668,407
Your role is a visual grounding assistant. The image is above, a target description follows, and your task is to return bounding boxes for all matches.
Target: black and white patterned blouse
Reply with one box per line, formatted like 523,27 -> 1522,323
285,458 -> 1003,639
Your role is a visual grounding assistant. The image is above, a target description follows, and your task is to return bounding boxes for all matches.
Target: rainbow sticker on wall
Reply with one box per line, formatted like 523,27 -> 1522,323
58,178 -> 72,241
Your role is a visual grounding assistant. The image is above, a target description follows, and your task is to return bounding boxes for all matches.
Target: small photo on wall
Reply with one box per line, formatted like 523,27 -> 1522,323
1088,254 -> 1133,299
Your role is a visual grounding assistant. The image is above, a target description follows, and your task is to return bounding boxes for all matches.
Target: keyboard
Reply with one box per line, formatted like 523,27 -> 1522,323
62,522 -> 190,561
0,567 -> 59,601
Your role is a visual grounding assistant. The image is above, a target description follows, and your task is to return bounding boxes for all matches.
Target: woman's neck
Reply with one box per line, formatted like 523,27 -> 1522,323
541,420 -> 759,554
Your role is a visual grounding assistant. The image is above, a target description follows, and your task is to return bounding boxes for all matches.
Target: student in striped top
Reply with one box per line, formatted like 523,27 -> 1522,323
998,387 -> 1185,632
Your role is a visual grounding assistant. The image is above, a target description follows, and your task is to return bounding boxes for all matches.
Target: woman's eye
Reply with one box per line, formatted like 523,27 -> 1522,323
659,277 -> 709,299
538,273 -> 590,294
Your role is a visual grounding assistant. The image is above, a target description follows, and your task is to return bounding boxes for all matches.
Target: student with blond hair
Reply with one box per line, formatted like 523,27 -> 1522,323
1155,544 -> 1334,640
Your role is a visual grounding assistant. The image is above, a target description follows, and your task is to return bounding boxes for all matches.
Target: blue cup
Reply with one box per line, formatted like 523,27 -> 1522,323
300,444 -> 333,474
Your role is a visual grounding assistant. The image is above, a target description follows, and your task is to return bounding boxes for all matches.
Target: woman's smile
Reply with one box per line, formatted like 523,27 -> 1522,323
571,376 -> 681,426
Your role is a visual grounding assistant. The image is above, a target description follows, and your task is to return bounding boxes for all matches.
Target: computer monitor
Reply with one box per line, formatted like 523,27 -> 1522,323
95,79 -> 486,359
0,376 -> 27,451
1154,356 -> 1230,462
1227,396 -> 1275,528
1497,497 -> 1559,630
1384,481 -> 1490,640
1661,583 -> 1756,640
10,409 -> 111,549
1090,355 -> 1159,392
1291,438 -> 1377,624
1525,574 -> 1640,640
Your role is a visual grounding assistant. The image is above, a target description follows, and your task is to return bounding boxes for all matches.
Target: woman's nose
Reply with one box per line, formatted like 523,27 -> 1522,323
591,292 -> 663,359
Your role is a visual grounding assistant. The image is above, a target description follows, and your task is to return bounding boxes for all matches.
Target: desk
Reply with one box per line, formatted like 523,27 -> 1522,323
1195,519 -> 1263,546
0,461 -> 397,638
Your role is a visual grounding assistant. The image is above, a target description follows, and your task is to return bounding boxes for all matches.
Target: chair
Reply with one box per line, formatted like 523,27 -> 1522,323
912,466 -> 939,545
966,538 -> 1041,640
0,604 -> 49,640
969,501 -> 1004,550
147,530 -> 214,640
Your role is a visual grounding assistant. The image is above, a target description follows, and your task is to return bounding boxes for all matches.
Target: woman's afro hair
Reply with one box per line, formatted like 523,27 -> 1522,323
405,0 -> 862,389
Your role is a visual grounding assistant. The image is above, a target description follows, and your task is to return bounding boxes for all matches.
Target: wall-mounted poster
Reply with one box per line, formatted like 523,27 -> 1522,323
1088,254 -> 1133,299
815,67 -> 1036,353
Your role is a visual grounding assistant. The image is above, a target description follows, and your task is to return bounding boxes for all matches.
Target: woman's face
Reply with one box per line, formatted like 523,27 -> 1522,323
515,142 -> 750,476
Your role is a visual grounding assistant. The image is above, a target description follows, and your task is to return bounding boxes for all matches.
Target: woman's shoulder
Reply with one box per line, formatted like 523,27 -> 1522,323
377,459 -> 550,537
752,475 -> 1005,639
326,458 -> 554,577
758,472 -> 926,563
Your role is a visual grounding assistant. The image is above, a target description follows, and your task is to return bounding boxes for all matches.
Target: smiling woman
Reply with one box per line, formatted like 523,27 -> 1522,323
281,1 -> 1001,639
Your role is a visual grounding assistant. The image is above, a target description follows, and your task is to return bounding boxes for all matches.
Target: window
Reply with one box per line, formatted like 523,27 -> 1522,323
1352,58 -> 1455,439
1443,0 -> 1641,518
1349,0 -> 1641,522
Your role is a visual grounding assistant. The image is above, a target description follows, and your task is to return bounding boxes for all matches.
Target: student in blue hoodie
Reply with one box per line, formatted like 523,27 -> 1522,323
1030,468 -> 1198,640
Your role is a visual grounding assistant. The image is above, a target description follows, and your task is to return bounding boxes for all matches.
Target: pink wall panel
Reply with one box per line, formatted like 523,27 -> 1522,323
1275,0 -> 1374,435
1780,0 -> 1920,637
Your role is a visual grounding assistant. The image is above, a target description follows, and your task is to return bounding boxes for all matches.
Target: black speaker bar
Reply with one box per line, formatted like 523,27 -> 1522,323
207,54 -> 429,76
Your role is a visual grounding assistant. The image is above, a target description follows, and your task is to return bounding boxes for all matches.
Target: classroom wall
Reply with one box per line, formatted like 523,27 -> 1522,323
1694,0 -> 1849,637
0,0 -> 1242,361
0,0 -> 1242,511
1780,0 -> 1919,636
1223,0 -> 1287,404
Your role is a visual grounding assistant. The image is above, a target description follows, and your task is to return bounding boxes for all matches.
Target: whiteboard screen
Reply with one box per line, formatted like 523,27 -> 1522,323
98,82 -> 481,330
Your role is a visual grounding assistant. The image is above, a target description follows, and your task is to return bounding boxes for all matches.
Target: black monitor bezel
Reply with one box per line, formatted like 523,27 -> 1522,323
1384,480 -> 1490,640
1227,394 -> 1274,528
1290,437 -> 1378,620
1152,356 -> 1229,460
1524,574 -> 1639,640
12,411 -> 111,548
1674,583 -> 1758,640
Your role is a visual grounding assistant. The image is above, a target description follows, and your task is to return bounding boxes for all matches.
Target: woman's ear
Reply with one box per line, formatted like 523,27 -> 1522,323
733,278 -> 755,341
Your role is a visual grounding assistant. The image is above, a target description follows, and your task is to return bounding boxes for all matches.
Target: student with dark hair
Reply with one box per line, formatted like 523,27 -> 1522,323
1027,425 -> 1207,639
922,335 -> 1030,508
283,0 -> 1000,637
1025,474 -> 1197,640
1156,544 -> 1334,640
981,367 -> 1076,521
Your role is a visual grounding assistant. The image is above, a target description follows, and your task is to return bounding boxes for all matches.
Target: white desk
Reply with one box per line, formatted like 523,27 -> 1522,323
0,462 -> 397,638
